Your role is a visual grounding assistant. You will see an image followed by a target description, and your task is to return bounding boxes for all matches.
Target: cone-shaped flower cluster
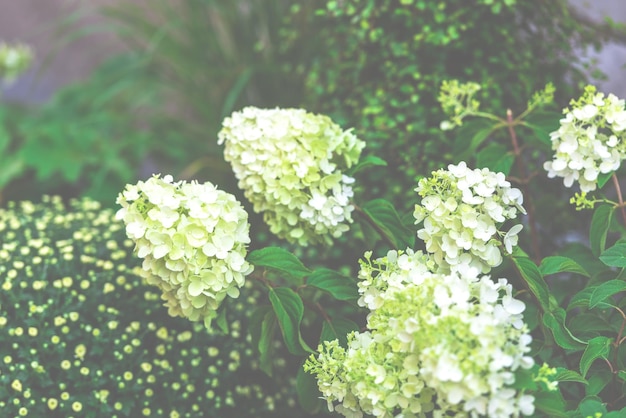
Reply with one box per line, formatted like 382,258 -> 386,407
218,107 -> 365,246
116,175 -> 253,328
306,250 -> 535,418
544,85 -> 626,192
413,162 -> 526,274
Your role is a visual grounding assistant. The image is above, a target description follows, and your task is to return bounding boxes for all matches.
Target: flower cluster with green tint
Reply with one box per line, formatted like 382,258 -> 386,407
544,85 -> 626,192
413,162 -> 525,274
218,106 -> 365,246
0,42 -> 32,83
0,196 -> 298,417
305,249 -> 534,418
116,175 -> 253,329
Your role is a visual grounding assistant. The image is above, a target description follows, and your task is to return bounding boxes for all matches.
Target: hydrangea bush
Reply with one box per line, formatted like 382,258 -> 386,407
4,84 -> 626,418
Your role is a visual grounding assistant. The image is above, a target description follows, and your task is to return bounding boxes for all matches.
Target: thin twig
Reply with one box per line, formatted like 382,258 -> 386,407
507,109 -> 541,263
611,174 -> 626,227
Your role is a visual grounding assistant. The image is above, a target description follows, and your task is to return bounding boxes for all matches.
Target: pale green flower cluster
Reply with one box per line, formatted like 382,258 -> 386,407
218,106 -> 365,246
413,162 -> 525,274
306,249 -> 534,418
0,42 -> 32,82
544,85 -> 626,192
116,175 -> 253,328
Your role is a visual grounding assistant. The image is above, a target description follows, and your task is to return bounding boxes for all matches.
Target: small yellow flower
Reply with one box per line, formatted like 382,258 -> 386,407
11,379 -> 22,392
47,398 -> 58,410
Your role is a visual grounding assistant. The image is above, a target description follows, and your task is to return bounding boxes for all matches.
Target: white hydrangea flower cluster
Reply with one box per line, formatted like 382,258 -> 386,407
413,162 -> 525,274
544,85 -> 626,192
218,106 -> 365,246
116,175 -> 253,329
306,249 -> 535,418
0,42 -> 32,83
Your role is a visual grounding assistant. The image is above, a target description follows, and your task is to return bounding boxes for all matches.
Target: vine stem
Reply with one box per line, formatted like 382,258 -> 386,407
507,109 -> 541,264
611,174 -> 626,227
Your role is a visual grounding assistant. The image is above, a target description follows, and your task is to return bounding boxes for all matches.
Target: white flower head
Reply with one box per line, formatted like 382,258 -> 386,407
544,85 -> 626,192
306,250 -> 534,418
218,107 -> 365,246
414,162 -> 525,273
116,174 -> 253,328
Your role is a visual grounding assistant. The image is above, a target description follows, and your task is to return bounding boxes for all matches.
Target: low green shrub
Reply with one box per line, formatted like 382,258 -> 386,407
0,196 -> 301,417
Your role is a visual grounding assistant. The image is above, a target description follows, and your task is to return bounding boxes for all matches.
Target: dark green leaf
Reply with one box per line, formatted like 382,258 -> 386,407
296,364 -> 323,414
259,309 -> 277,376
558,243 -> 610,277
533,390 -> 568,417
597,171 -> 614,189
307,269 -> 359,301
577,398 -> 608,416
319,317 -> 359,348
248,247 -> 311,283
590,204 -> 614,257
567,286 -> 597,311
589,279 -> 626,309
361,199 -> 414,249
586,370 -> 613,396
215,307 -> 229,334
554,367 -> 587,385
524,110 -> 561,148
580,336 -> 612,378
345,155 -> 387,176
269,287 -> 314,356
599,242 -> 626,267
539,256 -> 590,278
512,255 -> 551,312
453,118 -> 494,157
542,308 -> 587,350
476,142 -> 515,175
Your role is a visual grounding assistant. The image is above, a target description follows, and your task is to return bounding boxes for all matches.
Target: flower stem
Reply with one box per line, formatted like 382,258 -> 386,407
507,109 -> 541,264
611,174 -> 626,227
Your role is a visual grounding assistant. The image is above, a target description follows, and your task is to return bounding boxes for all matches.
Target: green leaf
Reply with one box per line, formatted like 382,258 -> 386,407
524,110 -> 561,148
586,371 -> 612,396
319,317 -> 359,348
215,307 -> 229,334
577,398 -> 608,416
599,241 -> 626,267
589,279 -> 626,309
296,364 -> 323,414
580,336 -> 612,378
476,142 -> 515,175
248,247 -> 311,283
361,199 -> 414,249
453,118 -> 494,157
345,155 -> 387,176
539,256 -> 590,278
590,204 -> 614,257
618,370 -> 626,382
512,255 -> 551,312
258,309 -> 277,376
268,287 -> 314,356
597,171 -> 614,189
543,308 -> 587,350
307,269 -> 359,301
533,390 -> 568,417
554,367 -> 587,385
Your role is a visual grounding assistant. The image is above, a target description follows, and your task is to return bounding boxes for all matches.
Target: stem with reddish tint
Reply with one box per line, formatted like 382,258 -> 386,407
612,174 -> 626,227
506,109 -> 541,263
